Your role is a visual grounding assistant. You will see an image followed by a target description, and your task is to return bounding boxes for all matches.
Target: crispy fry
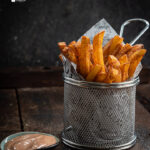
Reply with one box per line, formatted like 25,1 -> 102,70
103,35 -> 123,62
128,49 -> 146,62
59,46 -> 77,64
112,43 -> 123,56
59,54 -> 63,61
58,33 -> 146,83
108,35 -> 123,55
59,46 -> 68,57
104,66 -> 121,83
103,38 -> 113,60
58,42 -> 67,50
128,49 -> 146,78
128,56 -> 143,78
86,65 -> 101,81
93,31 -> 105,65
107,55 -> 120,68
116,43 -> 132,58
95,66 -> 107,82
119,54 -> 129,81
114,68 -> 122,83
68,41 -> 76,47
121,63 -> 130,81
78,36 -> 91,77
67,47 -> 77,64
119,54 -> 128,65
127,44 -> 144,58
75,41 -> 81,56
92,31 -> 106,82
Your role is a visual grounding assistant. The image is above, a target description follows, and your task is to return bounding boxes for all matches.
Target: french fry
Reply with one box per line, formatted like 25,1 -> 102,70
121,63 -> 130,81
103,38 -> 113,61
103,35 -> 123,62
116,43 -> 132,58
111,43 -> 123,56
86,65 -> 101,81
104,66 -> 121,83
67,47 -> 77,64
127,44 -> 144,59
128,49 -> 146,78
58,33 -> 146,83
58,42 -> 67,50
108,35 -> 123,55
75,41 -> 81,56
68,41 -> 77,55
128,49 -> 146,62
113,68 -> 122,83
119,54 -> 128,65
68,41 -> 76,47
59,54 -> 63,62
128,56 -> 143,78
92,31 -> 106,82
78,36 -> 91,77
93,31 -> 105,65
119,54 -> 129,81
107,55 -> 120,68
95,66 -> 107,82
59,46 -> 77,64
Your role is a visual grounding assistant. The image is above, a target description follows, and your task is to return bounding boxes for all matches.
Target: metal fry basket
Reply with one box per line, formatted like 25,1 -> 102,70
62,18 -> 149,150
62,77 -> 139,149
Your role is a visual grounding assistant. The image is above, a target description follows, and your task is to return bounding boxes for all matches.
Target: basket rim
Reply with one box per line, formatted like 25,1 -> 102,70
64,76 -> 140,88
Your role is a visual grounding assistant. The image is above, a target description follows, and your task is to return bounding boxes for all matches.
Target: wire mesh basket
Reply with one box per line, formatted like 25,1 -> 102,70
61,18 -> 149,149
62,77 -> 139,149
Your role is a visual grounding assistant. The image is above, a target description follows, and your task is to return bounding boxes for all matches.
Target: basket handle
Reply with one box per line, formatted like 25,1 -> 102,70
119,18 -> 149,45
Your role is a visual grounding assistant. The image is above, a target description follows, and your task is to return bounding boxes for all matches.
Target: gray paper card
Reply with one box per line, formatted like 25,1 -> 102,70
78,18 -> 117,45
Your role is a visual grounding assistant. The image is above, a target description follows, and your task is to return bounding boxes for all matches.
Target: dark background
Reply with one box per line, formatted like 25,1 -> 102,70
0,0 -> 150,68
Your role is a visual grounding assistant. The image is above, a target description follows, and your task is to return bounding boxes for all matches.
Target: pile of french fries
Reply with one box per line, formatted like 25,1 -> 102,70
58,31 -> 146,83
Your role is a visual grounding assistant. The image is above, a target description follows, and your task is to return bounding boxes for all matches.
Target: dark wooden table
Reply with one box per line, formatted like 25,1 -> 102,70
0,67 -> 150,150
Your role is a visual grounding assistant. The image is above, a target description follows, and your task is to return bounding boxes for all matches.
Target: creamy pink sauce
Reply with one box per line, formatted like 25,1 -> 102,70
5,134 -> 56,150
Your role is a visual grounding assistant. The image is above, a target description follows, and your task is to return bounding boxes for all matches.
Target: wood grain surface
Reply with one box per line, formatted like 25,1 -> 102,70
0,89 -> 21,141
0,67 -> 150,150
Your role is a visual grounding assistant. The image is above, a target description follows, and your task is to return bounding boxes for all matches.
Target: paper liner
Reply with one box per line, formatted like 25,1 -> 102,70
61,18 -> 142,81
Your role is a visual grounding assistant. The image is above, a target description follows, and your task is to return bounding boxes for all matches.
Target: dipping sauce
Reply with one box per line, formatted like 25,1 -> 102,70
5,134 -> 57,150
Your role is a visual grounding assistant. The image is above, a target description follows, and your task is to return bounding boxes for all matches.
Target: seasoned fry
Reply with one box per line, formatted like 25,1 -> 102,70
103,38 -> 113,60
92,31 -> 106,81
127,44 -> 144,58
128,49 -> 146,62
75,41 -> 81,56
104,66 -> 121,83
67,47 -> 77,64
58,42 -> 67,50
108,35 -> 123,55
59,46 -> 77,64
116,43 -> 132,58
93,31 -> 105,65
58,33 -> 146,83
128,49 -> 146,78
103,35 -> 123,62
95,66 -> 107,82
119,54 -> 128,65
78,36 -> 91,77
68,41 -> 76,47
68,41 -> 77,54
112,43 -> 123,56
121,63 -> 130,81
107,55 -> 120,68
59,54 -> 63,62
128,56 -> 143,78
119,54 -> 129,81
86,65 -> 101,81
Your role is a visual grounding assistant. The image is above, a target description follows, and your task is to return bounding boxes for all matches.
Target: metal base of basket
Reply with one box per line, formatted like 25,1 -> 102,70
62,132 -> 137,150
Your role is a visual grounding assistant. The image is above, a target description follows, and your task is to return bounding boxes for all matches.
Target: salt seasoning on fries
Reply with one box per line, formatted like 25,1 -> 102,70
58,30 -> 146,83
